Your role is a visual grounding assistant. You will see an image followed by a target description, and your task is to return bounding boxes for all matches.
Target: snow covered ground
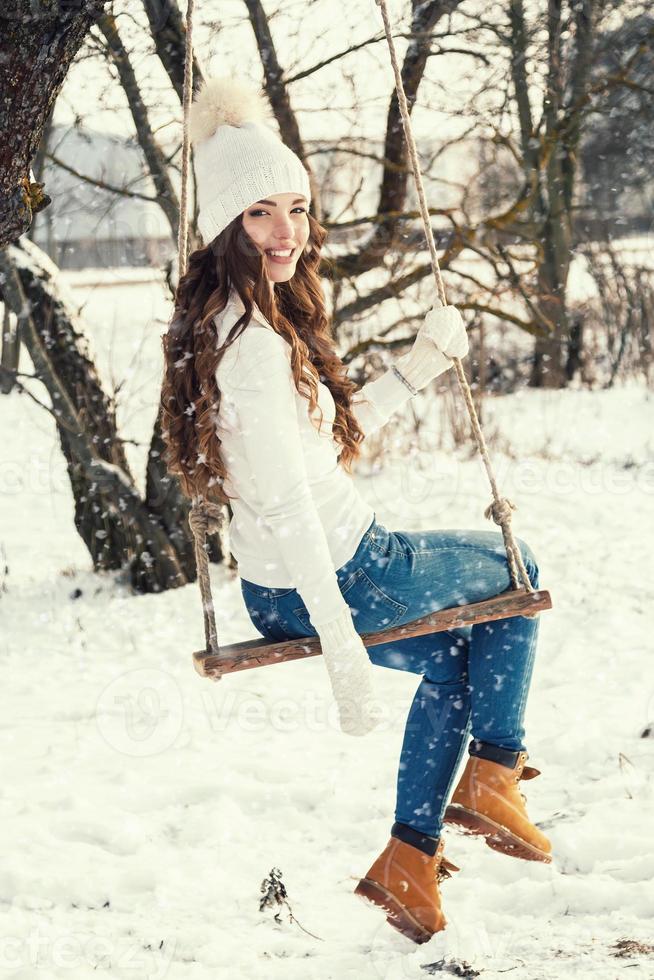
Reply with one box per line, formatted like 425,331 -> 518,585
1,273 -> 653,979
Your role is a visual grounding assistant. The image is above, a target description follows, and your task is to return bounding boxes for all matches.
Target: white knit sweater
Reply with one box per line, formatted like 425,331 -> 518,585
213,289 -> 415,629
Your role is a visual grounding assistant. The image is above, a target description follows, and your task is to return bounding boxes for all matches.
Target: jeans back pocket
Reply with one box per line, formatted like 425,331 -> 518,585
293,566 -> 407,636
241,581 -> 294,642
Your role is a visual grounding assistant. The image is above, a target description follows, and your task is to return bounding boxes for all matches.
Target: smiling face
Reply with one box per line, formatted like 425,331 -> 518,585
241,191 -> 311,284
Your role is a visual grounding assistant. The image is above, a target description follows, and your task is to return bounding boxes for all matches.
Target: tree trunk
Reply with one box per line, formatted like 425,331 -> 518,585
0,240 -> 191,592
0,304 -> 19,394
530,249 -> 570,388
0,0 -> 110,248
565,313 -> 584,382
530,0 -> 599,388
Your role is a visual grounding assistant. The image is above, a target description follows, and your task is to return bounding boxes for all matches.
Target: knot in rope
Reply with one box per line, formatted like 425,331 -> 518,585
188,500 -> 225,538
188,499 -> 225,665
484,497 -> 516,527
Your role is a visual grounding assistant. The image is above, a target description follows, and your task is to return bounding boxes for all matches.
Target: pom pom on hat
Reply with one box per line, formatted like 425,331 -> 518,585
189,77 -> 268,145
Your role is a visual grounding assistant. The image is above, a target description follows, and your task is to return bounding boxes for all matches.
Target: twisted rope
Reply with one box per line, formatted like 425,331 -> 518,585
188,500 -> 225,658
178,1 -> 228,666
177,0 -> 195,278
374,0 -> 533,593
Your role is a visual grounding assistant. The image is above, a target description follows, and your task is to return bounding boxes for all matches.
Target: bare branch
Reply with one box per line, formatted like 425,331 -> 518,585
325,206 -> 456,232
334,0 -> 466,278
243,0 -> 322,219
458,301 -> 547,336
44,151 -> 158,203
285,32 -> 387,84
507,0 -> 538,175
141,0 -> 205,100
96,11 -> 179,240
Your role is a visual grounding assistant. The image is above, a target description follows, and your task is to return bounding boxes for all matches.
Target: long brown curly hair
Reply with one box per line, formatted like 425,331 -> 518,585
160,211 -> 366,503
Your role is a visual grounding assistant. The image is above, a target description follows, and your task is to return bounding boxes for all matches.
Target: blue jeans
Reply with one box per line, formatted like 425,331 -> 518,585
240,513 -> 540,839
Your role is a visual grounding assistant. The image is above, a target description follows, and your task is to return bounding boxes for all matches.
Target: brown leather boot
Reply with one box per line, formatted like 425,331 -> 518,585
354,836 -> 459,944
444,751 -> 552,863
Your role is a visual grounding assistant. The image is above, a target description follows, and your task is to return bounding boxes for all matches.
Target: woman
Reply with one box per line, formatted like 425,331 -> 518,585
161,78 -> 551,946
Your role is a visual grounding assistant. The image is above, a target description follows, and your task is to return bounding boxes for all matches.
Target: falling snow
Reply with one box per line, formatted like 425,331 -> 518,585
0,273 -> 652,978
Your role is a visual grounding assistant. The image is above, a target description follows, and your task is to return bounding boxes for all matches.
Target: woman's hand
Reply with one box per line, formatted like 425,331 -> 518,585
321,637 -> 379,736
314,607 -> 380,736
391,300 -> 468,394
418,300 -> 469,359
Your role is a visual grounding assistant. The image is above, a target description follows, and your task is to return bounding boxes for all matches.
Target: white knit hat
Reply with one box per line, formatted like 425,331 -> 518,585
188,77 -> 312,245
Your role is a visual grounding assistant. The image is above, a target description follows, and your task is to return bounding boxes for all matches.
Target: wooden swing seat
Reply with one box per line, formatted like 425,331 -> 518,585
193,586 -> 552,678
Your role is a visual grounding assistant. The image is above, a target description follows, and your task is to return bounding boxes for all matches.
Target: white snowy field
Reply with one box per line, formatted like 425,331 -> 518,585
1,272 -> 653,979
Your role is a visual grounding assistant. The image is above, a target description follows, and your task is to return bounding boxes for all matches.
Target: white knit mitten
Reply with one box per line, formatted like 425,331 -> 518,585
423,301 -> 469,358
313,606 -> 379,737
394,302 -> 468,392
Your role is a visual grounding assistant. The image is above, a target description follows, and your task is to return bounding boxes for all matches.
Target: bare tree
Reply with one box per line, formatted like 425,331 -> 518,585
491,1 -> 651,386
582,237 -> 654,387
1,1 -> 220,591
0,240 -> 186,590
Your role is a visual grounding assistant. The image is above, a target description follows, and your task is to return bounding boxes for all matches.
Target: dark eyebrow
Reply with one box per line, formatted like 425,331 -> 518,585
254,198 -> 307,206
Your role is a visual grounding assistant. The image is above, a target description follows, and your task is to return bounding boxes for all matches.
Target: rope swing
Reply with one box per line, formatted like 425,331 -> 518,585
179,0 -> 552,679
374,0 -> 534,595
177,0 -> 227,663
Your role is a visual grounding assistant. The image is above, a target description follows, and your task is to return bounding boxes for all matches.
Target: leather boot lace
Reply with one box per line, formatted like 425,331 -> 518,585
516,764 -> 541,805
436,855 -> 460,884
